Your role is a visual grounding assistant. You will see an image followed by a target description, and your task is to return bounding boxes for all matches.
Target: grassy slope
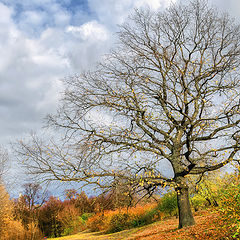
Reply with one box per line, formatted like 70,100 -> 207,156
51,211 -> 230,240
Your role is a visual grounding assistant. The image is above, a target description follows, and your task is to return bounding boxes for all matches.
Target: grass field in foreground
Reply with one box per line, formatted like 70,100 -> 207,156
50,210 -> 230,240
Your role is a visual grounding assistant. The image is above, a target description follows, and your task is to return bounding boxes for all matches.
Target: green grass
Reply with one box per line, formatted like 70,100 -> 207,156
49,225 -> 146,240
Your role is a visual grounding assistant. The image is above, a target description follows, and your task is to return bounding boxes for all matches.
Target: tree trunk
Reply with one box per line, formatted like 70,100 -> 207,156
176,183 -> 195,228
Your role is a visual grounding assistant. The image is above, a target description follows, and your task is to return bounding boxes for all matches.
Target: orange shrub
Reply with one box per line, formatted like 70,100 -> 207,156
86,203 -> 158,233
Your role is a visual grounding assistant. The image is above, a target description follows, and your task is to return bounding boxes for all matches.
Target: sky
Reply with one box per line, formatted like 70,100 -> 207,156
0,0 -> 179,147
0,0 -> 240,195
0,0 -> 240,146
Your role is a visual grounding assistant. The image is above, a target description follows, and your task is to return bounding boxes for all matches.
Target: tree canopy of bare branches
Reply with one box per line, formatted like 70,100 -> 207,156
17,0 -> 240,228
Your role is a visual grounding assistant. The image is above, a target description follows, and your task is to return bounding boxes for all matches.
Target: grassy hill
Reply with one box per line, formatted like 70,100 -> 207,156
51,210 -> 229,240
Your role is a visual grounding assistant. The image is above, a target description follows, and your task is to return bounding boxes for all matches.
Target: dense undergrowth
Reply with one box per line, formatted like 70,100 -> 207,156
86,192 -> 178,233
1,171 -> 240,239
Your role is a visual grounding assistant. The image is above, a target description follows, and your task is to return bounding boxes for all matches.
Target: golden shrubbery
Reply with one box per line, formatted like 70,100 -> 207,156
0,184 -> 42,240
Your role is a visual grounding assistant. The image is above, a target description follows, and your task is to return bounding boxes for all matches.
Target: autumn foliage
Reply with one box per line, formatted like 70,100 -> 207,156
0,184 -> 42,240
1,171 -> 240,239
217,174 -> 240,238
86,203 -> 159,233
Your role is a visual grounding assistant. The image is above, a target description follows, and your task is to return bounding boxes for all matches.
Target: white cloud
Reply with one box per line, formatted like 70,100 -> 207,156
0,4 -> 69,144
66,21 -> 109,41
22,11 -> 45,25
134,0 -> 176,10
0,0 -> 178,146
0,2 -> 13,24
210,0 -> 240,20
88,0 -> 175,28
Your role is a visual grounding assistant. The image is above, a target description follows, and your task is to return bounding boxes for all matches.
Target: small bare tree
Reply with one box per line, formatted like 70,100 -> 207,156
22,183 -> 46,211
17,0 -> 240,228
0,147 -> 9,207
0,147 -> 8,183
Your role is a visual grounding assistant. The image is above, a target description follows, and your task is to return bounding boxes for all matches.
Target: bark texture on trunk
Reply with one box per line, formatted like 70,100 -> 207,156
177,185 -> 195,228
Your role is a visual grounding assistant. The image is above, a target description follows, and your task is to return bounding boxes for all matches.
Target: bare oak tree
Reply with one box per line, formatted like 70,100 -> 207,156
17,0 -> 240,228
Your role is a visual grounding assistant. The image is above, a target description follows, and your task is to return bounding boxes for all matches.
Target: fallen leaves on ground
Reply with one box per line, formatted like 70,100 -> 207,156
126,210 -> 231,240
51,210 -> 232,240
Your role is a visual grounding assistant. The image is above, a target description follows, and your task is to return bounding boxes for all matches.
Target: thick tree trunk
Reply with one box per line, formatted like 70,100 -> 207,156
176,184 -> 195,228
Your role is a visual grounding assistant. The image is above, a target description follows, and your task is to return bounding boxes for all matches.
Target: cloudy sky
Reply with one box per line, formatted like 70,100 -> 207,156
0,0 -> 239,148
0,0 -> 238,196
0,0 -> 175,147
